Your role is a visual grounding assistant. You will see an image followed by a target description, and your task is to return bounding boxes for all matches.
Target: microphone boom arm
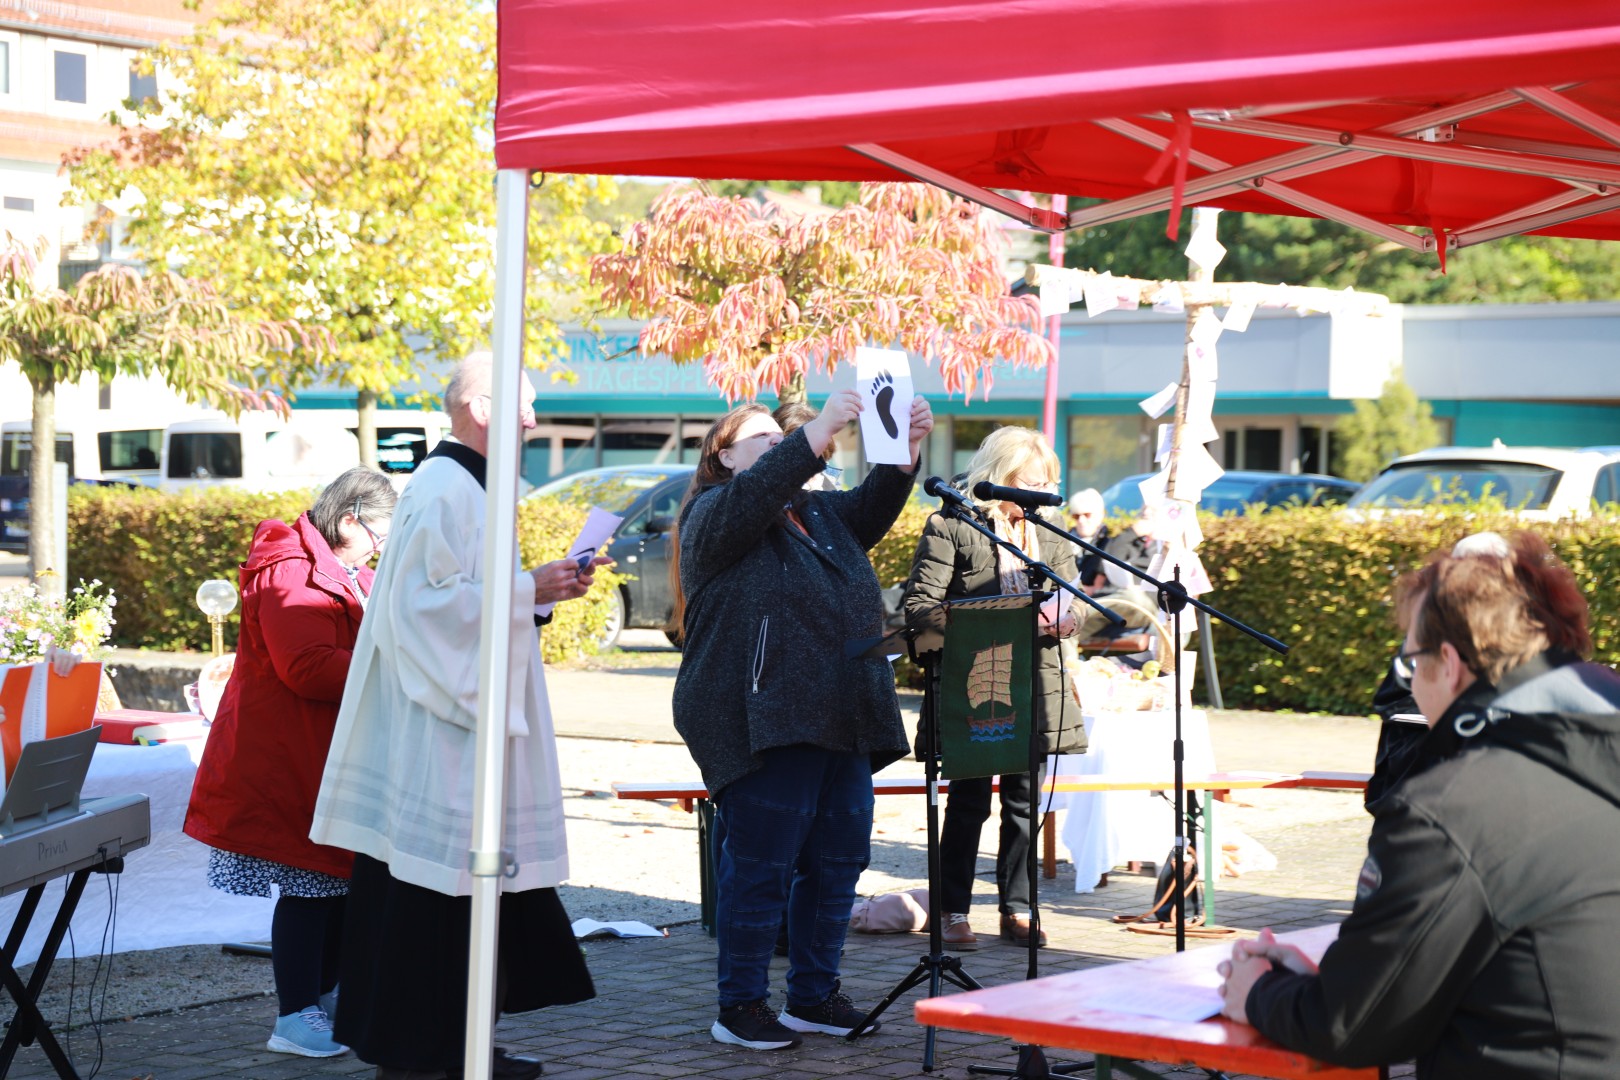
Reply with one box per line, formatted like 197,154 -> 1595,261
1018,511 -> 1288,655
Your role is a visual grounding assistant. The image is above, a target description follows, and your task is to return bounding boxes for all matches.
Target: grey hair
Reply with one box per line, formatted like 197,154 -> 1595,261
445,352 -> 493,418
1068,488 -> 1103,516
310,466 -> 398,550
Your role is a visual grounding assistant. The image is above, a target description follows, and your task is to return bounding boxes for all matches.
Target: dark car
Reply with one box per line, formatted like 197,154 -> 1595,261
526,464 -> 696,648
1099,469 -> 1359,518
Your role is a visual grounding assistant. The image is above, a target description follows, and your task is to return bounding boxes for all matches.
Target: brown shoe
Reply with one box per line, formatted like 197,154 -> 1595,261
1000,912 -> 1048,947
941,913 -> 980,950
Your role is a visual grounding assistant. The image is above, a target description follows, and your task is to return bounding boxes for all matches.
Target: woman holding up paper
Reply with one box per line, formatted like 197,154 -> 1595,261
670,387 -> 931,1052
900,426 -> 1082,950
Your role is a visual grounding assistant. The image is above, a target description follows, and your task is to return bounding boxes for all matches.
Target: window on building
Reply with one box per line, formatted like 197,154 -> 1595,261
951,417 -> 1037,478
128,62 -> 157,104
0,41 -> 11,95
1223,427 -> 1283,472
54,50 -> 87,103
1066,415 -> 1145,495
3,197 -> 33,213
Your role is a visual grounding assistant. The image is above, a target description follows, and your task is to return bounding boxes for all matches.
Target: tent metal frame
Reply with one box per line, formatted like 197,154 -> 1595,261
853,83 -> 1620,251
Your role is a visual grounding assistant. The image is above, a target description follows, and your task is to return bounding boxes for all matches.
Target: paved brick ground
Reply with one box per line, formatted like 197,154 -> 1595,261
2,810 -> 1384,1080
0,653 -> 1398,1080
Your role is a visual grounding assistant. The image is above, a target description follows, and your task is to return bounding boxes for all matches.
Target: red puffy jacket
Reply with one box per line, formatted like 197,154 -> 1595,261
184,513 -> 371,877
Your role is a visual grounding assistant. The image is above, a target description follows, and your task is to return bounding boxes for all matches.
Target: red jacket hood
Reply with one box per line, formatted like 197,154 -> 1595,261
240,512 -> 373,598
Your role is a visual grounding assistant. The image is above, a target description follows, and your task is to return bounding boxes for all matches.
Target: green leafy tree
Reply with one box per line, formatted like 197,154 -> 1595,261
0,237 -> 317,591
1066,206 -> 1620,302
590,182 -> 1050,403
1333,371 -> 1441,482
67,0 -> 616,462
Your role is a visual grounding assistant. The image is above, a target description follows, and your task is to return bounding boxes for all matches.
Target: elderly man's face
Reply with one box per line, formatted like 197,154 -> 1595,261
1070,504 -> 1103,539
1401,630 -> 1474,726
471,377 -> 537,431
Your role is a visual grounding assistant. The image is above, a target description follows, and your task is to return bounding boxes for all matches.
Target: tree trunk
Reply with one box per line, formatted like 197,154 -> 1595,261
776,373 -> 807,406
26,374 -> 59,596
356,387 -> 378,469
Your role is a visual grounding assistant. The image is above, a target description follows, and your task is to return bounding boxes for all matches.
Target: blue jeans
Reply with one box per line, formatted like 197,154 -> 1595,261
711,745 -> 874,1009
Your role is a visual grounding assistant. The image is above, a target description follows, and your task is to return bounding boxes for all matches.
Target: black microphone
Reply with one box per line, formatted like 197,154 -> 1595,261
972,481 -> 1063,508
923,475 -> 973,510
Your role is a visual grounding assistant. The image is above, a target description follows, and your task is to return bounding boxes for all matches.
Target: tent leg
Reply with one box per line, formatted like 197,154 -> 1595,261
464,166 -> 531,1080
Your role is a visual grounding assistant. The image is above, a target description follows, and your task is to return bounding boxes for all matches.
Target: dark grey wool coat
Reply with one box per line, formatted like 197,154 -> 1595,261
672,429 -> 916,796
900,504 -> 1087,755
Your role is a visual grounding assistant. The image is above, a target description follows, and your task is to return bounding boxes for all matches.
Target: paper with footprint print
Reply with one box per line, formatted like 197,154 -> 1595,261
854,346 -> 914,465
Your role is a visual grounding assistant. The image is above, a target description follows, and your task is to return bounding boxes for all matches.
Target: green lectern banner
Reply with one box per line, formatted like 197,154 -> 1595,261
938,602 -> 1033,781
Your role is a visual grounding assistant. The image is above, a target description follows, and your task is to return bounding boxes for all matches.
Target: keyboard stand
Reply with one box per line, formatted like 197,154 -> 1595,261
0,858 -> 124,1080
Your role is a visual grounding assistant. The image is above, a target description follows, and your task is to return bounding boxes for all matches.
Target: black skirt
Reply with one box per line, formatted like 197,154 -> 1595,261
335,853 -> 595,1070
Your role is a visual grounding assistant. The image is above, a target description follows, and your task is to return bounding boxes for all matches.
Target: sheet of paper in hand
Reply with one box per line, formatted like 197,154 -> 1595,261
854,346 -> 914,466
536,506 -> 622,617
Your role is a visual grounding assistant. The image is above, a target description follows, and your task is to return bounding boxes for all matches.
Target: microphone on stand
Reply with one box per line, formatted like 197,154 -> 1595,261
971,481 -> 1064,509
923,476 -> 975,512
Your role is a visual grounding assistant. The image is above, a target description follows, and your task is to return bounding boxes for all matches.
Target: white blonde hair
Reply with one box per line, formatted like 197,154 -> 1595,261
966,427 -> 1060,509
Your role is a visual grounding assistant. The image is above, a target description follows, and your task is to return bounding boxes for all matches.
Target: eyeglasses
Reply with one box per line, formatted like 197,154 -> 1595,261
353,500 -> 387,554
359,519 -> 388,553
475,393 -> 536,421
1392,645 -> 1434,681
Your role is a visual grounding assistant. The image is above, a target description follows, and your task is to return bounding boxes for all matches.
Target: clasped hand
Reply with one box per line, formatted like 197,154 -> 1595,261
806,389 -> 934,471
1216,927 -> 1318,1024
531,555 -> 614,605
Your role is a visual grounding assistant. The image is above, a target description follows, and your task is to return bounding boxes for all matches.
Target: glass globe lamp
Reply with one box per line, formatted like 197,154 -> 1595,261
196,579 -> 238,656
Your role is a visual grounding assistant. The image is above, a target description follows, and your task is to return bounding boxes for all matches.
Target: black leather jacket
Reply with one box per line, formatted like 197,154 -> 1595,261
1247,651 -> 1620,1079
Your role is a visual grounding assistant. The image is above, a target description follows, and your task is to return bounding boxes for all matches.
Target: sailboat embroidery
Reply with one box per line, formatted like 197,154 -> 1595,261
964,641 -> 1017,743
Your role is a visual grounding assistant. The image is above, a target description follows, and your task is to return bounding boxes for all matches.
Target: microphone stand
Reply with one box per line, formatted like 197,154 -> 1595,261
931,499 -> 1117,1079
1017,510 -> 1287,952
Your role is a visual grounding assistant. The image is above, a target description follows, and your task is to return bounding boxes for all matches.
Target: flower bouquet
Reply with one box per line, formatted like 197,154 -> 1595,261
0,579 -> 118,666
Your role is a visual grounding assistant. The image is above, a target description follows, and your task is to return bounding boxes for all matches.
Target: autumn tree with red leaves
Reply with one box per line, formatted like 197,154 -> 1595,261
590,183 -> 1051,403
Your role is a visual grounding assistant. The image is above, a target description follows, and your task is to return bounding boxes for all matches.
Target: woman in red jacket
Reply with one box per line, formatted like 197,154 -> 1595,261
184,466 -> 396,1059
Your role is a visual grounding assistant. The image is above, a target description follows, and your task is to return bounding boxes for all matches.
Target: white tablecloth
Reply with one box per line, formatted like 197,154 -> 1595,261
1049,708 -> 1215,894
0,740 -> 272,967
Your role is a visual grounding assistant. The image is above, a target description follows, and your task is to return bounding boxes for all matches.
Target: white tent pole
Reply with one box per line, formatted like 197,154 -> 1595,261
464,167 -> 530,1080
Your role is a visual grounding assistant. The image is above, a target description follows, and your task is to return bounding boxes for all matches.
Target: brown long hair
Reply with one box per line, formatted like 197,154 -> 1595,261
667,404 -> 773,642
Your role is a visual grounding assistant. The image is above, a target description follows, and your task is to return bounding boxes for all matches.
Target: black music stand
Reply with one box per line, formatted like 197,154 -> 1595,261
1018,511 -> 1288,954
847,592 -> 1062,1071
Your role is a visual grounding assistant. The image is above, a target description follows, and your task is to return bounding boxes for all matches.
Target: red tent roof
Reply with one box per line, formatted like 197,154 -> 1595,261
496,1 -> 1620,247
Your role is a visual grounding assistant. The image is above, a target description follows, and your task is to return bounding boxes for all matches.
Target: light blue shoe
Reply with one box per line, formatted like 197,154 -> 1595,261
266,1005 -> 348,1058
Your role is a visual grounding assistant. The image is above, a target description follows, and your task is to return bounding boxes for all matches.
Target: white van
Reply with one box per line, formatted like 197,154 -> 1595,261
159,409 -> 449,492
1,420 -> 166,487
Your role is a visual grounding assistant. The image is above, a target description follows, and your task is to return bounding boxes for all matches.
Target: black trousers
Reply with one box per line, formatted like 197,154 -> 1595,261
335,854 -> 594,1070
938,764 -> 1045,916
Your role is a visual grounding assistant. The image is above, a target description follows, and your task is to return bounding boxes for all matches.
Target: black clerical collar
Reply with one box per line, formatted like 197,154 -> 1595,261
426,439 -> 486,490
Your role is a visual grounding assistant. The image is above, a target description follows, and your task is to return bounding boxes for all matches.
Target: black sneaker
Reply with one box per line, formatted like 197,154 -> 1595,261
712,1000 -> 804,1050
780,988 -> 880,1037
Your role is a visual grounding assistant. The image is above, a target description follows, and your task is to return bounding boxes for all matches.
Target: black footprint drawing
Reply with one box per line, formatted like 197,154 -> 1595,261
871,371 -> 899,438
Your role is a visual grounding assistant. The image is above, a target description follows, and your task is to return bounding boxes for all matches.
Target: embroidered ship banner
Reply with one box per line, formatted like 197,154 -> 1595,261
938,604 -> 1032,780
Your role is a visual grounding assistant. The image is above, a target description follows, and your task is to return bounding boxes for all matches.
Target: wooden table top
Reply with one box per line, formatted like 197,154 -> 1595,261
914,923 -> 1376,1080
612,770 -> 1313,801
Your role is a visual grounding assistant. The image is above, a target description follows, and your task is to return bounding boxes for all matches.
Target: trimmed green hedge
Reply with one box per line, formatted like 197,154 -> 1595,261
70,483 -> 1620,714
68,485 -> 626,665
1165,506 -> 1620,714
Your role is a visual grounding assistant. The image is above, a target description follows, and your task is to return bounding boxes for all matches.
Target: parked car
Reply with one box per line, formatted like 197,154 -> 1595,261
1099,470 -> 1360,518
526,464 -> 695,648
1346,444 -> 1620,519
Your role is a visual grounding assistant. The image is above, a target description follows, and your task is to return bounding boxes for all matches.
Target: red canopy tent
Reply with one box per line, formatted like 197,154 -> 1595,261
496,0 -> 1620,250
461,8 -> 1620,1073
